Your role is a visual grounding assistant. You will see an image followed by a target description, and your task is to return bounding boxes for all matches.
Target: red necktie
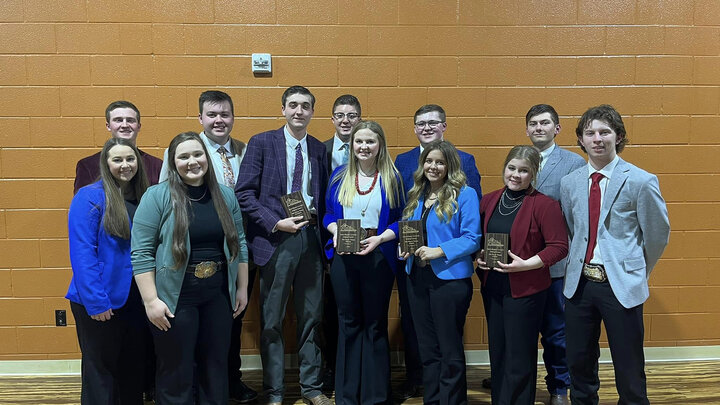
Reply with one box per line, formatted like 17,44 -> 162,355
584,172 -> 604,264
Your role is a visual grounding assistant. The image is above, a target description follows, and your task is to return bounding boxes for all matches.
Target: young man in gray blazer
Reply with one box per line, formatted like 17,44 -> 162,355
526,104 -> 585,405
560,105 -> 670,405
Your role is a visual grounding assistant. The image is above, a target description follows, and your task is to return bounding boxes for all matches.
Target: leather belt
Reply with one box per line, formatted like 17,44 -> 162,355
186,261 -> 225,278
364,228 -> 378,237
582,263 -> 607,283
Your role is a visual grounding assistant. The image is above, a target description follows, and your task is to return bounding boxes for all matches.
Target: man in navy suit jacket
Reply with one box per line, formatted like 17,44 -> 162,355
74,101 -> 162,194
525,104 -> 586,405
392,104 -> 482,401
235,86 -> 330,405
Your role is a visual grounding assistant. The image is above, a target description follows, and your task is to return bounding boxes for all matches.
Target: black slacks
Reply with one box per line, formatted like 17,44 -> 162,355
331,250 -> 395,405
151,270 -> 233,405
259,226 -> 324,402
406,265 -> 472,405
565,277 -> 648,405
395,268 -> 424,385
322,269 -> 339,373
482,272 -> 547,405
70,283 -> 146,405
227,262 -> 258,382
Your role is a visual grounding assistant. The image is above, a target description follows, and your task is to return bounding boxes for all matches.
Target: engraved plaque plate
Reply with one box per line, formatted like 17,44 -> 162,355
484,233 -> 509,270
337,219 -> 362,254
281,191 -> 311,222
399,220 -> 424,254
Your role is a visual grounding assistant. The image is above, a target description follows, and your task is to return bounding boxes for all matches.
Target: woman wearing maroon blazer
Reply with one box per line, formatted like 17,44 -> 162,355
476,145 -> 568,405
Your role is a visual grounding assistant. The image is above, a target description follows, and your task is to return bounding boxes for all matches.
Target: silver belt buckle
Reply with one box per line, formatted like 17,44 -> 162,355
583,263 -> 607,282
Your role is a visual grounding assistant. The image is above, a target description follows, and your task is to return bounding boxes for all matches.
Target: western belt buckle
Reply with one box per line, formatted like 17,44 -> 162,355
194,261 -> 218,279
583,263 -> 607,283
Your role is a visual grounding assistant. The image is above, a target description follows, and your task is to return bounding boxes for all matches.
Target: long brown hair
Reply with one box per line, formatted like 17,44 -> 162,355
165,132 -> 240,269
403,140 -> 466,222
331,121 -> 402,208
99,138 -> 149,239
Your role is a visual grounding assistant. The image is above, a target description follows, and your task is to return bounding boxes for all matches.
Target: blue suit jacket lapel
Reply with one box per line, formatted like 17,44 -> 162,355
308,138 -> 321,207
273,129 -> 288,190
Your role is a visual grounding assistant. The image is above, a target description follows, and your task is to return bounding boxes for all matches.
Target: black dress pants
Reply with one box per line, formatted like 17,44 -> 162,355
406,264 -> 472,405
70,283 -> 146,405
331,250 -> 395,405
151,270 -> 233,405
395,269 -> 424,385
482,273 -> 547,405
565,277 -> 648,405
227,262 -> 258,382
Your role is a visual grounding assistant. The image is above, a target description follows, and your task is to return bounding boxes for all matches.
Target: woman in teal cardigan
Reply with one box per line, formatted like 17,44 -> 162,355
131,132 -> 248,405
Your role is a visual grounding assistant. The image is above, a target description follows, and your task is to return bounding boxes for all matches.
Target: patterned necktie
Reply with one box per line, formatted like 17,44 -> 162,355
291,143 -> 303,193
218,146 -> 235,187
341,143 -> 349,165
584,172 -> 604,264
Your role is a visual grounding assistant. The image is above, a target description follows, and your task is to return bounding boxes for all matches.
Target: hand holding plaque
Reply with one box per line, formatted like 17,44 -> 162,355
399,220 -> 424,255
281,191 -> 311,222
484,233 -> 509,270
336,219 -> 362,254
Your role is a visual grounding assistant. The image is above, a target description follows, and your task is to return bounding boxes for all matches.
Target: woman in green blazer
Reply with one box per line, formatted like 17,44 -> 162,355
131,132 -> 248,405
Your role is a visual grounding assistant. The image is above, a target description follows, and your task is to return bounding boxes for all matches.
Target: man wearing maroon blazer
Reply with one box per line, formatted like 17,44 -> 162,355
73,100 -> 163,194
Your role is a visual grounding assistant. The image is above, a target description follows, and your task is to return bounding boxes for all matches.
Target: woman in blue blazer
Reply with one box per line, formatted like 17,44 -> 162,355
323,121 -> 404,405
390,140 -> 481,405
66,138 -> 149,404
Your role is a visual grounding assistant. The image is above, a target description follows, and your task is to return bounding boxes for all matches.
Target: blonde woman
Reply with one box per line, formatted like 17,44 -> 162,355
323,121 -> 404,405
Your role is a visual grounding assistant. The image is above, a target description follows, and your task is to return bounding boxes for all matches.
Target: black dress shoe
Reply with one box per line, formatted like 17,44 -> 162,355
321,368 -> 335,395
392,380 -> 421,403
481,377 -> 492,389
230,379 -> 258,403
143,389 -> 155,403
549,394 -> 570,405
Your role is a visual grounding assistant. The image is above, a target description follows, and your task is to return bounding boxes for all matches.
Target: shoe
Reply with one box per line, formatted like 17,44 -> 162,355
481,377 -> 492,389
321,368 -> 335,395
229,379 -> 258,403
392,380 -> 421,402
549,394 -> 570,405
302,393 -> 334,405
143,389 -> 155,404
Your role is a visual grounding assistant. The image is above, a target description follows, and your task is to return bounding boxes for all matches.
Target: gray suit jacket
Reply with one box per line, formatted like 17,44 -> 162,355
560,158 -> 670,308
536,146 -> 586,278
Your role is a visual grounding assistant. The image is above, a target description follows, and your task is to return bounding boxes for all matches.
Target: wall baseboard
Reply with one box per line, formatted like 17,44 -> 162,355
2,346 -> 718,376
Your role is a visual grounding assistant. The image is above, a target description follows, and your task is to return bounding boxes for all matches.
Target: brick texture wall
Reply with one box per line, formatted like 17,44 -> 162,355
1,0 -> 719,360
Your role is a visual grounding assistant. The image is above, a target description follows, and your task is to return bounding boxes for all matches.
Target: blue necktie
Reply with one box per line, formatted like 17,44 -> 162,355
341,143 -> 349,165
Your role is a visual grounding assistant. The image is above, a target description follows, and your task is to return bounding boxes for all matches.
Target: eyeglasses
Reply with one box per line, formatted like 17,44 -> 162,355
332,112 -> 360,121
415,120 -> 445,128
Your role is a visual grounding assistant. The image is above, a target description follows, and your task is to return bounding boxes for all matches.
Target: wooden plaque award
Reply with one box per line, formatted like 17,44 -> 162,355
484,233 -> 509,269
336,219 -> 362,254
399,220 -> 424,254
281,191 -> 311,222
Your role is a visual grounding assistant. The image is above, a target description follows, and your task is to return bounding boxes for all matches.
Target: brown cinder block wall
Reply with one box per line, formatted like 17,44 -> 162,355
1,0 -> 719,360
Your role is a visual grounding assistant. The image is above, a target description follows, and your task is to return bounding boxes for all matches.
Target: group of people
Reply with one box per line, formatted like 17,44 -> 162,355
66,86 -> 670,405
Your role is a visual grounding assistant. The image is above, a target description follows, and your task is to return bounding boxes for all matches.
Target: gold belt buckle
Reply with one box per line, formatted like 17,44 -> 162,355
194,261 -> 218,279
583,263 -> 607,282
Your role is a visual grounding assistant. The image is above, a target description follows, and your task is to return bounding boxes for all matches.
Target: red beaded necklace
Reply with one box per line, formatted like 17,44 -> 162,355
355,171 -> 379,195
